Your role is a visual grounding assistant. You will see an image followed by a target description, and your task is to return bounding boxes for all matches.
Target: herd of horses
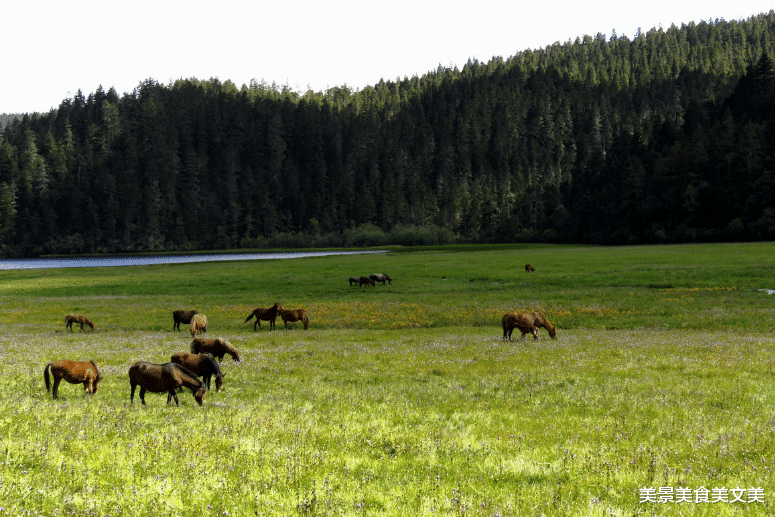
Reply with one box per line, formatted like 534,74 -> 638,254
49,267 -> 557,405
349,273 -> 392,287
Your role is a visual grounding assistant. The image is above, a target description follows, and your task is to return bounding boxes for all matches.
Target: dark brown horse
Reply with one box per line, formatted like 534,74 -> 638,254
128,361 -> 207,406
172,309 -> 199,331
359,276 -> 375,287
349,277 -> 360,286
369,273 -> 392,285
65,314 -> 95,332
525,264 -> 536,273
190,313 -> 208,337
502,312 -> 539,341
44,360 -> 102,399
171,352 -> 226,392
244,302 -> 281,331
278,308 -> 310,330
190,337 -> 242,363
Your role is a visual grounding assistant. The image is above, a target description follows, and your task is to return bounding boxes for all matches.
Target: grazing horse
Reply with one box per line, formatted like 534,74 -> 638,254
244,302 -> 281,331
129,361 -> 207,406
359,276 -> 375,288
190,313 -> 208,337
172,309 -> 199,331
171,352 -> 226,392
369,273 -> 392,285
525,312 -> 557,340
65,314 -> 95,332
191,337 -> 242,363
349,277 -> 360,286
278,308 -> 310,330
502,312 -> 539,341
525,264 -> 536,273
44,360 -> 102,399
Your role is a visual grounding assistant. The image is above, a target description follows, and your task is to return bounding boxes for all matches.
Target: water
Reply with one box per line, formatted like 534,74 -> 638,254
0,250 -> 386,270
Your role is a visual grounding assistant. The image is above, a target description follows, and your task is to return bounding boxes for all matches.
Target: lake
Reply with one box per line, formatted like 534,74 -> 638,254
0,250 -> 386,270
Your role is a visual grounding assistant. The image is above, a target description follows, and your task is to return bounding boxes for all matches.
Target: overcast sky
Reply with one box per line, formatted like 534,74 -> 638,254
2,1 -> 773,114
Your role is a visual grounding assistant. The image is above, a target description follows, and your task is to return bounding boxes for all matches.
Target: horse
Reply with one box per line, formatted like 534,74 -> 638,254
502,312 -> 539,341
525,264 -> 536,273
190,313 -> 208,337
525,312 -> 557,340
128,361 -> 207,406
171,352 -> 226,392
278,308 -> 310,330
43,360 -> 102,399
244,302 -> 281,331
172,309 -> 199,331
359,276 -> 375,287
191,337 -> 242,363
65,314 -> 95,332
369,273 -> 392,285
349,277 -> 360,286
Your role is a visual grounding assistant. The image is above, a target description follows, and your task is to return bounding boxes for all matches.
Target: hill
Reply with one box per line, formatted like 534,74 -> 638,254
0,12 -> 774,256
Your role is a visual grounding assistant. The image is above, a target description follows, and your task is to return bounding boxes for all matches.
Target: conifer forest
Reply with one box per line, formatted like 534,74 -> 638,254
1,13 -> 774,256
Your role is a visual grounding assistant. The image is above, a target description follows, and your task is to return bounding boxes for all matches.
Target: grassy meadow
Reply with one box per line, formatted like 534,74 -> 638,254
1,242 -> 774,516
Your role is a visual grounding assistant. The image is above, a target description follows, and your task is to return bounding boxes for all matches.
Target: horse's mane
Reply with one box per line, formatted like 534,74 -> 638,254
171,363 -> 205,388
201,353 -> 223,379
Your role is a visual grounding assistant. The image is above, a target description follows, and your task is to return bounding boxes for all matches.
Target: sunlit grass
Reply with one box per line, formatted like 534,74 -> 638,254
1,243 -> 774,515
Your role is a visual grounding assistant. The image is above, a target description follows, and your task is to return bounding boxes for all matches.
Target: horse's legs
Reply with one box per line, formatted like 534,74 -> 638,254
167,390 -> 179,405
52,377 -> 62,399
130,382 -> 136,403
139,387 -> 147,405
255,319 -> 260,331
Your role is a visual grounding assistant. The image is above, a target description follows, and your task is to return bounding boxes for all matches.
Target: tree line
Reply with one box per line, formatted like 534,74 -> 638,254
1,12 -> 774,256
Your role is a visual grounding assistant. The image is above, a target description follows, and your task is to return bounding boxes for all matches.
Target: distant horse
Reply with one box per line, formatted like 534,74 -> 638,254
65,314 -> 95,332
191,337 -> 242,363
44,360 -> 102,399
525,312 -> 557,340
369,273 -> 392,285
349,277 -> 360,286
190,313 -> 208,337
172,309 -> 199,331
502,312 -> 539,341
525,264 -> 535,273
128,361 -> 206,406
244,302 -> 281,331
359,276 -> 375,287
278,308 -> 310,330
171,352 -> 226,392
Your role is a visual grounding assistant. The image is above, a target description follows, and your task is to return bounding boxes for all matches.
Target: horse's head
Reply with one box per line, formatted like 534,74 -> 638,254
548,325 -> 557,340
215,372 -> 226,392
194,387 -> 207,405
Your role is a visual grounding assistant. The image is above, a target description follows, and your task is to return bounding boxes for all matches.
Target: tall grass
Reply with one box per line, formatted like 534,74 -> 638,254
0,243 -> 774,515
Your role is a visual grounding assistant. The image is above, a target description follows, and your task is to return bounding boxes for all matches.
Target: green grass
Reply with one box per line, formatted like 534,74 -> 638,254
1,242 -> 775,516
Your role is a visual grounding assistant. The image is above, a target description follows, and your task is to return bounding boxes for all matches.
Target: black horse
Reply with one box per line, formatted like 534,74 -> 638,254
129,361 -> 207,405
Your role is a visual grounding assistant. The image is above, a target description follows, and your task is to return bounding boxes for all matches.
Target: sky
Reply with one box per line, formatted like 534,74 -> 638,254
2,1 -> 774,114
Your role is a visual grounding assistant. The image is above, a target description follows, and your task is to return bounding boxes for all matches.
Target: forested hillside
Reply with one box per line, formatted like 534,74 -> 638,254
1,13 -> 774,256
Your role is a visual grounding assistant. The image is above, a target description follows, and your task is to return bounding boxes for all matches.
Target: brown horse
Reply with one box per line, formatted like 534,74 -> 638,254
369,273 -> 392,285
190,313 -> 208,337
502,312 -> 539,341
44,360 -> 102,399
359,276 -> 375,287
191,337 -> 242,363
349,277 -> 360,286
244,302 -> 281,331
172,309 -> 199,331
129,361 -> 207,406
525,264 -> 536,273
171,352 -> 226,392
65,314 -> 95,332
525,312 -> 557,340
278,308 -> 310,330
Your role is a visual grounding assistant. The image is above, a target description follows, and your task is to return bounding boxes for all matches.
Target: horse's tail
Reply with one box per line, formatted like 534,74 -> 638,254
90,360 -> 102,380
244,312 -> 255,323
44,363 -> 52,392
303,311 -> 310,329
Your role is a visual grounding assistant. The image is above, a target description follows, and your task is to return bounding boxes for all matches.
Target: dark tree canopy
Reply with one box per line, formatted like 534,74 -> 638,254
1,13 -> 775,256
